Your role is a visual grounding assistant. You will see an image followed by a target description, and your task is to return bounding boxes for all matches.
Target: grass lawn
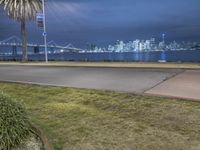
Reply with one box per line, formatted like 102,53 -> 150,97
0,82 -> 200,150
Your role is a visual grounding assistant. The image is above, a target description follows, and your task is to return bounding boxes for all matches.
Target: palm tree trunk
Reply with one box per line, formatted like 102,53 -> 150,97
21,18 -> 28,62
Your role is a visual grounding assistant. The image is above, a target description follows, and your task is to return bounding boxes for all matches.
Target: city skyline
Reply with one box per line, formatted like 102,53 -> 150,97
90,38 -> 200,53
0,0 -> 200,48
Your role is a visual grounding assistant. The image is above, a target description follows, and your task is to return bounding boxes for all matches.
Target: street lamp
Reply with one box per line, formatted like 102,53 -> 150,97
162,33 -> 165,44
161,33 -> 166,62
42,0 -> 48,63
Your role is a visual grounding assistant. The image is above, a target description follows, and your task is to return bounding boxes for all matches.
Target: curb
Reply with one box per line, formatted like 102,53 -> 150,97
31,123 -> 54,150
0,62 -> 200,70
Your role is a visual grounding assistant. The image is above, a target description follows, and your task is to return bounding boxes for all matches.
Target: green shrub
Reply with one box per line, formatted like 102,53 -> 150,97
0,93 -> 32,150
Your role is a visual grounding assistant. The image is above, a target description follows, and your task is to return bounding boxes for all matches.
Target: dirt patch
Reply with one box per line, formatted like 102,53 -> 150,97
14,134 -> 44,150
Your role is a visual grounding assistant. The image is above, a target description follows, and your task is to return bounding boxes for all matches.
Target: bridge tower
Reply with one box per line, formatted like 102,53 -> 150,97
12,45 -> 17,56
0,36 -> 22,56
47,40 -> 58,53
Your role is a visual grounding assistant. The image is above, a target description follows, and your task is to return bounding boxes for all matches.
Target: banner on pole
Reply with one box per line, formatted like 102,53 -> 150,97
36,13 -> 44,30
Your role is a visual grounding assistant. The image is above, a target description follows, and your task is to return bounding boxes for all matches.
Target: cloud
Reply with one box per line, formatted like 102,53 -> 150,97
0,0 -> 200,47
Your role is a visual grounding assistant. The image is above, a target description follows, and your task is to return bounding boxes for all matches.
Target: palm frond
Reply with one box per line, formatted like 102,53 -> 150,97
0,0 -> 42,21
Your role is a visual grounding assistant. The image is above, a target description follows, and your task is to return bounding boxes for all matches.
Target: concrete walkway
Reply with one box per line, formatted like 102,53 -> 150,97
0,65 -> 199,101
146,70 -> 200,101
0,65 -> 181,93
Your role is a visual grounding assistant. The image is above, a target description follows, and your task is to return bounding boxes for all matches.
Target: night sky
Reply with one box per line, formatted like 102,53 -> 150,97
0,0 -> 200,48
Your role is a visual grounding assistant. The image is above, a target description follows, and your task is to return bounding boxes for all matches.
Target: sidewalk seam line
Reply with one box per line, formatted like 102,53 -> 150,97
143,69 -> 186,94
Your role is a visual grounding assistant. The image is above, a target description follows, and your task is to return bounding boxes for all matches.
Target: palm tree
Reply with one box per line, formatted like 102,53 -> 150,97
0,0 -> 42,62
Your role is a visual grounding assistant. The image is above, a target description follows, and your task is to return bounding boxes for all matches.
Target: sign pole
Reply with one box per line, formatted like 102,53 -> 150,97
42,0 -> 48,63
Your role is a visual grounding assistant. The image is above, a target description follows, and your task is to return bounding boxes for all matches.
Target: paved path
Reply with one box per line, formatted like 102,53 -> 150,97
0,66 -> 182,93
146,70 -> 200,101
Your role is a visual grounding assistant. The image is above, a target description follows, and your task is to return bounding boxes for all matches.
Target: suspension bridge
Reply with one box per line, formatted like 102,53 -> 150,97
0,36 -> 84,56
